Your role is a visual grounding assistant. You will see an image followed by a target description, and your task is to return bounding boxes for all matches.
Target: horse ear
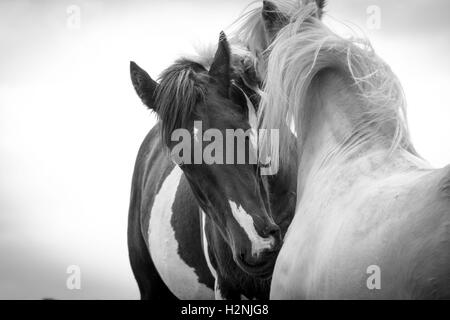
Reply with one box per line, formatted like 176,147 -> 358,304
130,61 -> 158,110
209,31 -> 231,97
262,1 -> 288,40
316,0 -> 326,10
316,0 -> 326,18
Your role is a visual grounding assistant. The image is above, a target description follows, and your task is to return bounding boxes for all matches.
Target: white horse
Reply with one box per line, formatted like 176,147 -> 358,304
260,3 -> 450,299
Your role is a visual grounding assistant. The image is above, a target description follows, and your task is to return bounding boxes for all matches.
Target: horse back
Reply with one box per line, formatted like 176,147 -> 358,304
272,156 -> 450,299
333,164 -> 450,299
334,164 -> 450,299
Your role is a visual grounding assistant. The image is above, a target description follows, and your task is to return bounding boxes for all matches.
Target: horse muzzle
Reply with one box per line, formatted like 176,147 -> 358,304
235,230 -> 283,279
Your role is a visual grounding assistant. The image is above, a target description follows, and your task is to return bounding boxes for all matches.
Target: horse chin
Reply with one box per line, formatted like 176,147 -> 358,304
235,253 -> 277,280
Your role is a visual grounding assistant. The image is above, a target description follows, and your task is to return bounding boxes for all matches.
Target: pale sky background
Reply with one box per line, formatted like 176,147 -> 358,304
0,0 -> 449,299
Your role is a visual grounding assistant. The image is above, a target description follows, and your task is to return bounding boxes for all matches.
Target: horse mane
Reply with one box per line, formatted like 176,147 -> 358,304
155,59 -> 208,145
155,45 -> 259,146
260,3 -> 415,168
228,0 -> 325,58
228,1 -> 267,56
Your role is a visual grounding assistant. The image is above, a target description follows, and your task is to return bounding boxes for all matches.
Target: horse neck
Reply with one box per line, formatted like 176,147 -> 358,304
296,70 -> 398,195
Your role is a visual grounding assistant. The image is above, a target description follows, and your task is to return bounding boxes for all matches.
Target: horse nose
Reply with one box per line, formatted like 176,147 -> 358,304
261,224 -> 282,249
262,223 -> 280,238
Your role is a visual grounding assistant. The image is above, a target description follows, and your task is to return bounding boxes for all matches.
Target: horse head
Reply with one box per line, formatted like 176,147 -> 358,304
130,32 -> 282,278
230,0 -> 326,81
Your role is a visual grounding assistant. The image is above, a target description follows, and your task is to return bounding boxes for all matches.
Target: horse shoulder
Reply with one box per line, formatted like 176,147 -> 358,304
128,124 -> 179,299
132,126 -> 213,299
420,165 -> 450,298
400,167 -> 450,299
146,164 -> 214,299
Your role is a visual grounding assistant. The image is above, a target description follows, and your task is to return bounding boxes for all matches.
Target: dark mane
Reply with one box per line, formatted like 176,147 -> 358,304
155,59 -> 208,145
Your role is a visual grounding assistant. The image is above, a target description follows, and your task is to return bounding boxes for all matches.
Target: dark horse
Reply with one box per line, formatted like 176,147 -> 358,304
128,0 -> 324,300
129,33 -> 292,300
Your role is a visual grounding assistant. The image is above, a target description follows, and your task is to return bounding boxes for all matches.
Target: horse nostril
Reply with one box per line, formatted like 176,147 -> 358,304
262,224 -> 281,239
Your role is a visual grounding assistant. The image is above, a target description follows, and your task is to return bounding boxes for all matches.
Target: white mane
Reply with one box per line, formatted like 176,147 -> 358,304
228,0 -> 322,52
260,3 -> 415,168
226,1 -> 322,79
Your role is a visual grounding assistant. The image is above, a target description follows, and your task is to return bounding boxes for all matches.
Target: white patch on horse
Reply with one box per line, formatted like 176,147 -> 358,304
148,166 -> 213,299
201,210 -> 217,280
229,201 -> 274,257
289,117 -> 298,137
214,280 -> 225,300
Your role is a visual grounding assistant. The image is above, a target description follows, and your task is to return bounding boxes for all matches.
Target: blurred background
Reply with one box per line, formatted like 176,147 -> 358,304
0,0 -> 449,299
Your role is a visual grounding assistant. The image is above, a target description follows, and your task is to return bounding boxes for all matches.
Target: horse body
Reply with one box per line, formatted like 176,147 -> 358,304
128,124 -> 214,299
129,31 -> 299,298
260,6 -> 450,298
268,66 -> 450,300
128,93 -> 296,300
273,148 -> 450,299
128,121 -> 274,300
